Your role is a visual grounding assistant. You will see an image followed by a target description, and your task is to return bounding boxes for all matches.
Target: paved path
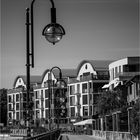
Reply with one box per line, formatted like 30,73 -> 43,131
0,135 -> 23,140
59,134 -> 105,140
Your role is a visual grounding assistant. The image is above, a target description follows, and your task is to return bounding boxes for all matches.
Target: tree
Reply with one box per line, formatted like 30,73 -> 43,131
131,99 -> 140,138
0,89 -> 7,126
97,90 -> 126,115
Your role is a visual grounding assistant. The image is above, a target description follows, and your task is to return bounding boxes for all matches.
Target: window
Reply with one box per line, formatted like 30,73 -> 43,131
36,110 -> 40,118
8,104 -> 12,111
13,95 -> 15,102
36,100 -> 40,108
77,84 -> 80,93
89,106 -> 92,116
8,95 -> 12,102
136,83 -> 140,96
124,64 -> 140,72
71,107 -> 75,117
45,89 -> 49,98
97,71 -> 109,80
89,82 -> 92,93
41,90 -> 43,98
119,66 -> 121,73
82,95 -> 88,105
45,109 -> 49,118
112,68 -> 114,80
23,93 -> 27,101
70,96 -> 75,106
16,103 -> 19,110
16,112 -> 20,120
93,94 -> 99,104
23,103 -> 26,109
35,91 -> 40,99
82,83 -> 88,93
70,85 -> 75,95
83,106 -> 88,116
83,72 -> 90,76
8,112 -> 12,119
89,82 -> 92,89
129,85 -> 132,95
16,94 -> 20,102
45,99 -> 49,108
89,94 -> 92,104
115,67 -> 117,78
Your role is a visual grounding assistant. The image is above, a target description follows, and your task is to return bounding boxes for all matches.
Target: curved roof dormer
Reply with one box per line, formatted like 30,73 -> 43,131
41,69 -> 57,88
13,75 -> 42,89
13,76 -> 26,89
77,60 -> 112,81
77,60 -> 97,80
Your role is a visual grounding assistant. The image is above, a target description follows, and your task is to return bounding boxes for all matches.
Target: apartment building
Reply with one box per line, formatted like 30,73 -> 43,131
7,76 -> 42,126
33,69 -> 76,128
125,75 -> 140,105
7,69 -> 76,128
108,57 -> 140,90
7,57 -> 139,130
95,57 -> 140,133
68,60 -> 112,123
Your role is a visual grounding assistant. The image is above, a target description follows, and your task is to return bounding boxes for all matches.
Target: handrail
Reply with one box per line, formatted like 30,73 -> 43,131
25,129 -> 60,140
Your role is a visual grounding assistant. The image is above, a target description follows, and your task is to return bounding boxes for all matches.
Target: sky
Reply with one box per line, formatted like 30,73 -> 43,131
0,0 -> 139,89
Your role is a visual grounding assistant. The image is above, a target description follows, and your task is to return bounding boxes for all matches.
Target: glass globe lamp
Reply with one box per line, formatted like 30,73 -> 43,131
42,23 -> 65,45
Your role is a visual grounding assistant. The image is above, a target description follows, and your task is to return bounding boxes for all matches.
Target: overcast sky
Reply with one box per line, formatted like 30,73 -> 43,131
0,0 -> 139,89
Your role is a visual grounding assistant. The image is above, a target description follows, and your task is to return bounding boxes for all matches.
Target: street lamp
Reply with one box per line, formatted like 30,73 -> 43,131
48,67 -> 62,130
48,67 -> 67,129
25,0 -> 65,137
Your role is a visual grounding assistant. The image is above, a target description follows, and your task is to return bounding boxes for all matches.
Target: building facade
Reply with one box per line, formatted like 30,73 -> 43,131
108,57 -> 140,90
92,57 -> 140,138
7,76 -> 42,126
68,60 -> 112,123
7,57 -> 140,134
7,69 -> 76,129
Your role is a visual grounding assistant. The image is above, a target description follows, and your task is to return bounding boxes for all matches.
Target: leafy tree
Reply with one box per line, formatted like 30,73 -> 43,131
97,90 -> 126,115
0,88 -> 7,126
131,99 -> 140,138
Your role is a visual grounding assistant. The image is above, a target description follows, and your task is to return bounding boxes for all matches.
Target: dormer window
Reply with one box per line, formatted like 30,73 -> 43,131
85,64 -> 88,69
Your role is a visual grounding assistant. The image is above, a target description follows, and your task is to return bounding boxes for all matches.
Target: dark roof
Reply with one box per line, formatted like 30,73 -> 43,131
42,68 -> 77,80
89,60 -> 113,69
53,69 -> 77,77
77,60 -> 113,75
13,75 -> 42,87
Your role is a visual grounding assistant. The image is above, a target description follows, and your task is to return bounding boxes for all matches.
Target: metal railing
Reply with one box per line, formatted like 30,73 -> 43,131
25,129 -> 60,140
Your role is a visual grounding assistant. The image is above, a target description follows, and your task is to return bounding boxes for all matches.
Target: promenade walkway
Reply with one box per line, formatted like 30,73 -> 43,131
0,135 -> 23,140
59,134 -> 105,140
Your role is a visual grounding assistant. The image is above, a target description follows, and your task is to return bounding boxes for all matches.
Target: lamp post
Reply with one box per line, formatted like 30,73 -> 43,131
49,66 -> 62,130
49,67 -> 67,129
25,0 -> 65,137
